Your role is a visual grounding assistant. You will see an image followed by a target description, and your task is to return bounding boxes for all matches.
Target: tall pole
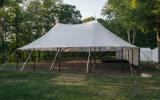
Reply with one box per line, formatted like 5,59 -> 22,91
138,48 -> 141,72
32,50 -> 35,72
16,50 -> 19,70
58,48 -> 62,73
121,47 -> 124,73
89,48 -> 92,73
86,48 -> 91,73
93,47 -> 96,69
156,2 -> 160,64
157,31 -> 160,64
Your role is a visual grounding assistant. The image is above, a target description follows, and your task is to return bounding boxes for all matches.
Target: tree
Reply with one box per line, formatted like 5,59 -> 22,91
0,0 -> 5,7
0,0 -> 82,63
102,0 -> 159,63
102,0 -> 143,44
82,16 -> 95,23
56,4 -> 82,24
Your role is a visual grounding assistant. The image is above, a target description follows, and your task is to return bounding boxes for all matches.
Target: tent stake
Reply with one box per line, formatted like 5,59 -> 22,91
20,50 -> 33,72
50,49 -> 59,71
86,48 -> 91,73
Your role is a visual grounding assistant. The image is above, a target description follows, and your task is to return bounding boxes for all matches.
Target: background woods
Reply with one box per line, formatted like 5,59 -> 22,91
0,0 -> 159,63
0,0 -> 82,63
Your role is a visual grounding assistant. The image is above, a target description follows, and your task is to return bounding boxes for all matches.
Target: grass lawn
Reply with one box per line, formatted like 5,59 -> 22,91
0,71 -> 159,100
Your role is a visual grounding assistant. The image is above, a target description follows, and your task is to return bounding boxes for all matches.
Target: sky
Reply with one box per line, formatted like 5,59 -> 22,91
63,0 -> 107,19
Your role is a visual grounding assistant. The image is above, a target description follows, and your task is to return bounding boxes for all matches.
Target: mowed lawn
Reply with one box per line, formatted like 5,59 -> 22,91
0,63 -> 160,100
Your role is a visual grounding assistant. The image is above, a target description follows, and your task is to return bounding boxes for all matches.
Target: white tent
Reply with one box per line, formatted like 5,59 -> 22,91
152,48 -> 158,63
18,21 -> 139,73
19,21 -> 136,51
140,48 -> 152,61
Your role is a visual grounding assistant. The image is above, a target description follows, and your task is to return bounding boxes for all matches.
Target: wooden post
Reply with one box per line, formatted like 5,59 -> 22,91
93,47 -> 96,69
58,48 -> 62,73
50,49 -> 59,71
138,48 -> 141,73
32,50 -> 35,72
158,46 -> 160,64
20,50 -> 33,72
131,49 -> 136,76
86,48 -> 91,73
37,51 -> 40,63
129,49 -> 134,76
16,50 -> 19,70
121,48 -> 124,73
89,49 -> 92,73
157,31 -> 160,64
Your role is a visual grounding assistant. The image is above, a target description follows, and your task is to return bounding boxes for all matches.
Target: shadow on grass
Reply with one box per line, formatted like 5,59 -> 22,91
0,63 -> 159,100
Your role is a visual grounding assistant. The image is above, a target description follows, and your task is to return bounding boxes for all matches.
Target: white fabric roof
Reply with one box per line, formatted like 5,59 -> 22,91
140,48 -> 152,61
19,21 -> 136,51
152,48 -> 158,63
63,47 -> 122,52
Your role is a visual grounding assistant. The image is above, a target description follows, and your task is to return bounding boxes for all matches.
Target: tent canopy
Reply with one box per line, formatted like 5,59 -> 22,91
19,21 -> 136,51
152,48 -> 158,63
140,48 -> 152,61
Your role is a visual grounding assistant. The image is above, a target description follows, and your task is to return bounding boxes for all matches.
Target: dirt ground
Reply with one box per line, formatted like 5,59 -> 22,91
16,60 -> 159,75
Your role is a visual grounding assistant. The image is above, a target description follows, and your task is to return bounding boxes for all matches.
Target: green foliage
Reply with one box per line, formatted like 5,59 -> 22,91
0,0 -> 82,63
0,0 -> 5,7
102,0 -> 158,46
82,16 -> 95,23
56,4 -> 82,24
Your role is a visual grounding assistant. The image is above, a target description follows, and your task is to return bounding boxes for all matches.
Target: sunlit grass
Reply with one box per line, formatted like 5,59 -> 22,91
0,71 -> 159,100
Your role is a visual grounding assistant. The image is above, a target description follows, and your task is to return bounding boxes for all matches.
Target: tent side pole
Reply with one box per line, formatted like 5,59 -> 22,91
32,50 -> 35,72
89,48 -> 92,73
16,50 -> 19,70
20,50 -> 33,72
50,49 -> 59,71
132,49 -> 136,75
130,49 -> 136,76
93,47 -> 96,69
58,48 -> 62,73
121,47 -> 124,73
86,48 -> 91,73
138,48 -> 141,72
37,51 -> 40,63
129,49 -> 134,76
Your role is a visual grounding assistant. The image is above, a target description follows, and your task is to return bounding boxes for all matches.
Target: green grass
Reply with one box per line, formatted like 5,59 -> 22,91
0,71 -> 160,100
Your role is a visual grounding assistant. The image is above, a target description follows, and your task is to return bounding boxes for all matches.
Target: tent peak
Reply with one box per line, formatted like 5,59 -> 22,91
56,20 -> 98,26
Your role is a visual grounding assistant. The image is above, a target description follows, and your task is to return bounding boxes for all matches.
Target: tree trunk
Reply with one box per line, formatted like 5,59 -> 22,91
126,29 -> 131,43
2,19 -> 7,63
132,29 -> 136,45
